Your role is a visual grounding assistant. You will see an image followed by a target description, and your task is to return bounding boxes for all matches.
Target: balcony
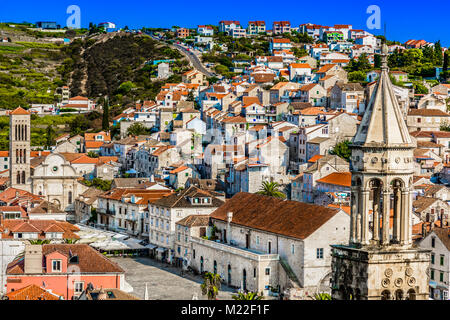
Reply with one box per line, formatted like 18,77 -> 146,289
191,237 -> 279,262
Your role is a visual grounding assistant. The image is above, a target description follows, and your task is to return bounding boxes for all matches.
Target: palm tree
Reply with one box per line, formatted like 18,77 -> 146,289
232,291 -> 264,300
64,239 -> 79,244
200,272 -> 221,300
310,293 -> 332,300
28,240 -> 51,245
256,181 -> 286,199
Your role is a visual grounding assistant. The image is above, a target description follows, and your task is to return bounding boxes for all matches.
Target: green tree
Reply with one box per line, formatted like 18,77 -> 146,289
102,97 -> 110,131
186,91 -> 195,102
348,71 -> 366,82
45,125 -> 56,149
200,272 -> 221,300
444,51 -> 449,72
87,151 -> 99,158
127,122 -> 149,136
434,40 -> 443,66
232,291 -> 264,300
330,140 -> 352,161
256,181 -> 286,199
413,81 -> 429,94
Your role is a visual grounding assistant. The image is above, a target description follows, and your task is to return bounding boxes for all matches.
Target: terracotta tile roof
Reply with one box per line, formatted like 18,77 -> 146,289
432,227 -> 450,251
413,196 -> 439,213
170,165 -> 189,174
299,107 -> 326,115
210,193 -> 342,240
1,220 -> 80,240
242,96 -> 260,106
222,116 -> 247,123
7,244 -> 124,275
317,172 -> 352,187
10,107 -> 30,115
308,155 -> 324,163
176,214 -> 210,227
6,285 -> 62,300
70,155 -> 100,164
85,132 -> 111,142
300,83 -> 319,92
272,38 -> 290,43
408,109 -> 449,116
59,153 -> 86,162
85,141 -> 105,149
290,63 -> 311,69
69,96 -> 89,101
252,73 -> 276,83
316,64 -> 337,74
153,186 -> 224,208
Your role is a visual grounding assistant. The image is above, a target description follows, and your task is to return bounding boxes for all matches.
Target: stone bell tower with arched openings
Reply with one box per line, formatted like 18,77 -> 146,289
330,44 -> 431,300
9,107 -> 32,193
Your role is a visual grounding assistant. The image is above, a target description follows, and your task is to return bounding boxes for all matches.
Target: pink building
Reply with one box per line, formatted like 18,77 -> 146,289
6,244 -> 125,300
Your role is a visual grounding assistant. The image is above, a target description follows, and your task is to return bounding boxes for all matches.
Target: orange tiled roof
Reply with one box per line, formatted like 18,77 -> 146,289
6,285 -> 62,300
317,172 -> 352,187
10,107 -> 30,115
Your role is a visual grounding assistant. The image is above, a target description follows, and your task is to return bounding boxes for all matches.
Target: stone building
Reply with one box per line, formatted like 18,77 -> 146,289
31,153 -> 87,213
419,228 -> 449,300
147,186 -> 224,262
190,193 -> 349,298
330,45 -> 431,300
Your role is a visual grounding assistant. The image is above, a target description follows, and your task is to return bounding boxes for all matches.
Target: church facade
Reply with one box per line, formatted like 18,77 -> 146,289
330,44 -> 431,300
9,107 -> 87,214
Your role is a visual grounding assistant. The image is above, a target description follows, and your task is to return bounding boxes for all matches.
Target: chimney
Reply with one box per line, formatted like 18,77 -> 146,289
24,244 -> 43,274
227,212 -> 233,224
422,223 -> 427,238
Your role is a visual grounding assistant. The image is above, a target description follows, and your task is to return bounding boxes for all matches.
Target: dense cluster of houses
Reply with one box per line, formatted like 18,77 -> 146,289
0,19 -> 449,300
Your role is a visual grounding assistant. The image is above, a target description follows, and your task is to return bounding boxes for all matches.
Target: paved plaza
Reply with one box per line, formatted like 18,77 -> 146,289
111,257 -> 236,300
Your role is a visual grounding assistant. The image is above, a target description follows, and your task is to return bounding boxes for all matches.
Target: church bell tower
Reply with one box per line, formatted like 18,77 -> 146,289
330,44 -> 431,300
9,107 -> 32,192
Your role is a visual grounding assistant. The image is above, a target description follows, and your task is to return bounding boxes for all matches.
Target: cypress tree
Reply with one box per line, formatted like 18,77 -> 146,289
102,97 -> 110,131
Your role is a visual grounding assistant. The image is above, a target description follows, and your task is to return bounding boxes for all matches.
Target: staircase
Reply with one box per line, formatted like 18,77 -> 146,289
279,257 -> 301,287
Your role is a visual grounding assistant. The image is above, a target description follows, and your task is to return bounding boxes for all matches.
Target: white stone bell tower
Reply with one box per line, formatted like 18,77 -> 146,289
330,44 -> 431,300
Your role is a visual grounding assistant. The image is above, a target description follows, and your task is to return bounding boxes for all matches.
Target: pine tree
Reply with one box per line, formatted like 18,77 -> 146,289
444,51 -> 449,72
102,97 -> 110,131
434,41 -> 443,66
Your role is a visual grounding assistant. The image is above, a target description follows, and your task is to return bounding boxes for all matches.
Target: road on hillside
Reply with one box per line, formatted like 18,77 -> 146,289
146,32 -> 214,77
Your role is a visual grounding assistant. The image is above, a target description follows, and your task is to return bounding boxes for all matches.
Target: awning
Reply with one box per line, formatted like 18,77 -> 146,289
156,247 -> 167,253
126,169 -> 138,174
145,244 -> 157,249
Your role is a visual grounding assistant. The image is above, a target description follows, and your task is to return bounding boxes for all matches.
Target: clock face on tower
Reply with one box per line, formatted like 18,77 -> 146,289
53,166 -> 58,172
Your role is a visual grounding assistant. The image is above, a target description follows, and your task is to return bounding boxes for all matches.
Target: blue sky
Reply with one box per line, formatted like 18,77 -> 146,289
1,0 -> 449,46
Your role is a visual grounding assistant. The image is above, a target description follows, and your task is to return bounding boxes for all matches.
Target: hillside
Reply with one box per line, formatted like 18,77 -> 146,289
0,26 -> 190,151
0,26 -> 189,111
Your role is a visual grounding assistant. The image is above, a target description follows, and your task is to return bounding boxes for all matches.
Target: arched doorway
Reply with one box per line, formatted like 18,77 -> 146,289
228,265 -> 232,286
381,290 -> 391,300
407,289 -> 416,300
213,260 -> 217,275
200,256 -> 204,274
395,289 -> 404,300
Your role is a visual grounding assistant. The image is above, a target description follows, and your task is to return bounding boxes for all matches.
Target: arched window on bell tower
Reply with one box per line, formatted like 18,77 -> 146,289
21,171 -> 26,184
16,172 -> 21,185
